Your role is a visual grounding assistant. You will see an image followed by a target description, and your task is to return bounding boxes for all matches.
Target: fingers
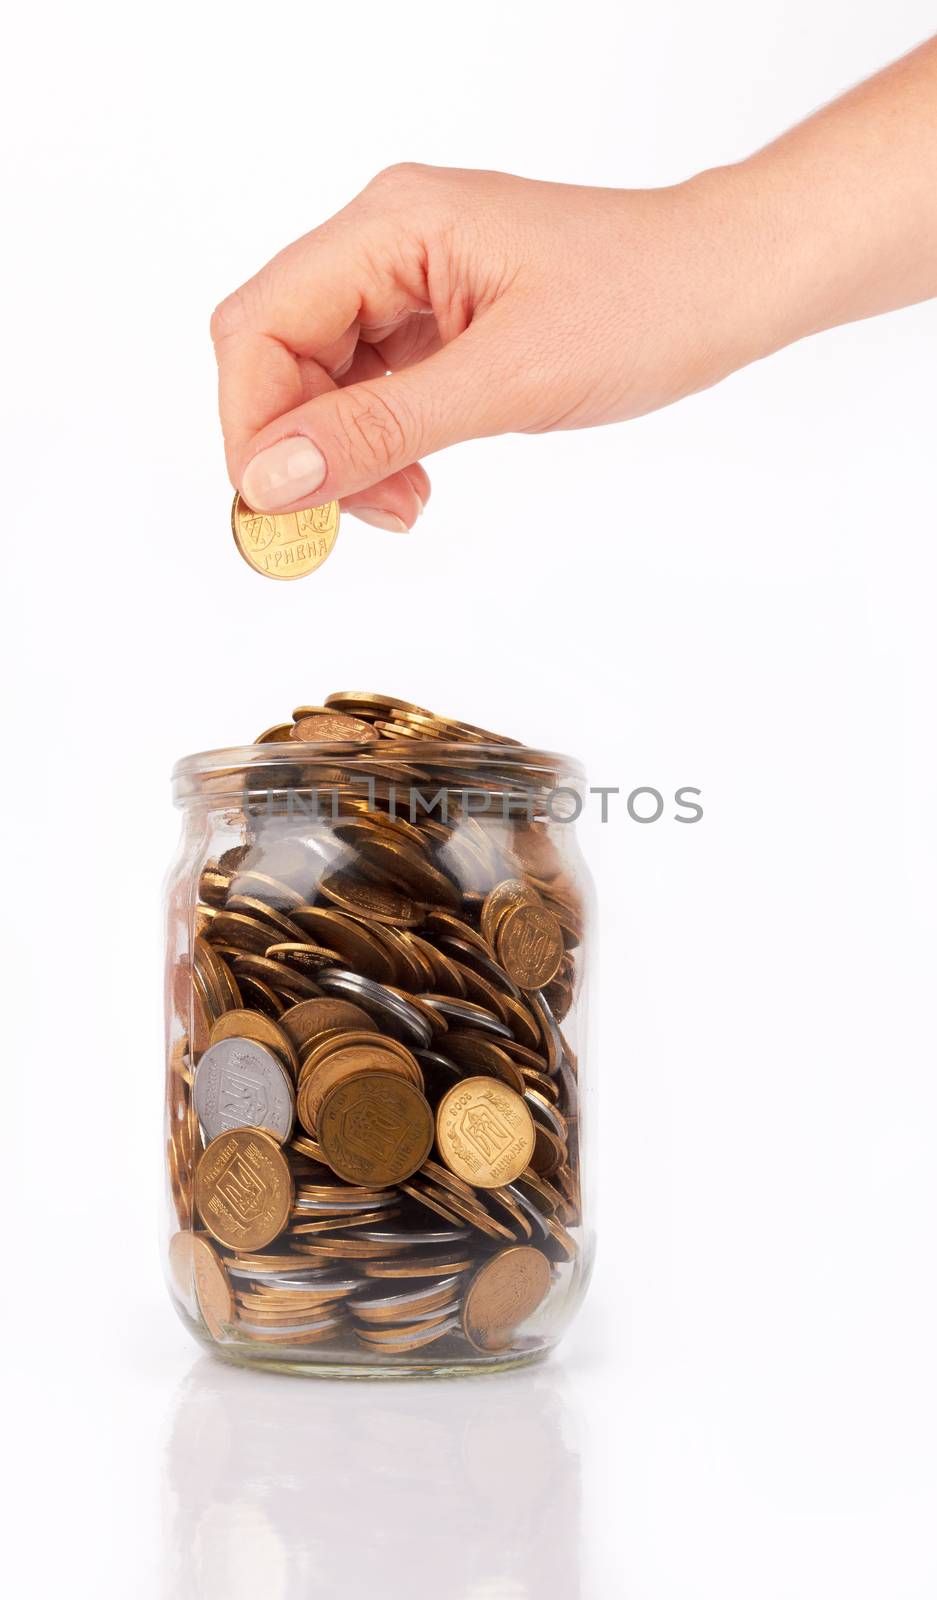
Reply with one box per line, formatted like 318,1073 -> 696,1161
336,335 -> 431,530
212,172 -> 448,475
235,320 -> 511,512
342,462 -> 430,532
216,323 -> 430,530
211,166 -> 522,512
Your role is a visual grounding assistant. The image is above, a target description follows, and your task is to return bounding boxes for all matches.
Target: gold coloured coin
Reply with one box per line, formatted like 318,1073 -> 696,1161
318,1071 -> 435,1186
231,492 -> 340,581
231,954 -> 323,1000
290,907 -> 396,983
480,879 -> 535,947
191,1234 -> 236,1339
318,871 -> 422,929
361,1254 -> 474,1279
264,942 -> 342,972
496,902 -> 564,991
416,1179 -> 514,1241
291,712 -> 380,743
279,997 -> 379,1050
208,1009 -> 299,1079
168,1230 -> 196,1310
462,1246 -> 551,1352
195,1128 -> 293,1251
323,691 -> 435,718
435,1076 -> 535,1189
297,1040 -> 419,1136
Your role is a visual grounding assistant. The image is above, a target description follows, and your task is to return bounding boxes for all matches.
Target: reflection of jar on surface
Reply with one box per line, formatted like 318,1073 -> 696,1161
162,1358 -> 585,1600
163,697 -> 595,1376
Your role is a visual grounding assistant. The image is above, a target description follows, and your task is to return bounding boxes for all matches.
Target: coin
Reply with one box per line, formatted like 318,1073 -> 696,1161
480,879 -> 535,946
195,1128 -> 293,1250
323,691 -> 435,718
352,1275 -> 465,1323
318,871 -> 422,928
194,1037 -> 295,1142
208,1009 -> 299,1078
279,996 -> 379,1050
297,1040 -> 420,1135
191,1234 -> 236,1339
496,901 -> 564,990
291,712 -> 380,743
264,942 -> 342,972
168,1230 -> 196,1309
291,908 -> 396,982
461,1246 -> 551,1351
230,953 -> 324,1000
316,970 -> 434,1046
229,870 -> 307,911
436,1076 -> 535,1188
231,492 -> 340,581
318,1071 -> 435,1186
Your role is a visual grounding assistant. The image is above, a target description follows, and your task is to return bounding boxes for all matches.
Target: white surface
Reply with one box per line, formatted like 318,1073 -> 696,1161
4,2 -> 937,1595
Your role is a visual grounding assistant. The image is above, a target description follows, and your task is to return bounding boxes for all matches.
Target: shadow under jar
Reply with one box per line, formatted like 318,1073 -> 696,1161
164,699 -> 595,1377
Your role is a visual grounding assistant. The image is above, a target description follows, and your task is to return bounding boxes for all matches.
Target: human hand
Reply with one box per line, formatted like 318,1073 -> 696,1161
211,39 -> 937,531
210,164 -> 760,531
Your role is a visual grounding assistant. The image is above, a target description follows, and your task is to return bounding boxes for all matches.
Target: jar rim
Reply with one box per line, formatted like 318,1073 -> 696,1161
171,740 -> 585,807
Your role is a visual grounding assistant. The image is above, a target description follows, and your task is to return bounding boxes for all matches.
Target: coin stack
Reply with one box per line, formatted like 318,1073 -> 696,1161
167,691 -> 585,1367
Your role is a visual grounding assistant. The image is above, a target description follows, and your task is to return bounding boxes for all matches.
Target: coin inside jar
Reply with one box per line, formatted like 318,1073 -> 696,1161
435,1075 -> 535,1189
495,901 -> 564,991
195,1128 -> 294,1250
317,1071 -> 435,1186
190,1234 -> 236,1339
194,1037 -> 295,1142
461,1246 -> 552,1351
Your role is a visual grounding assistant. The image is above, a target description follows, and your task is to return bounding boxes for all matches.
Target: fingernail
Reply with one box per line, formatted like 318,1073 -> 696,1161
242,437 -> 327,511
351,508 -> 410,533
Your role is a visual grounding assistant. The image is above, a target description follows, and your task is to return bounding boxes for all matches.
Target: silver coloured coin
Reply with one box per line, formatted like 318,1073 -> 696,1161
353,1275 -> 465,1313
193,1036 -> 295,1142
354,1227 -> 470,1246
316,969 -> 433,1046
419,994 -> 513,1039
507,1183 -> 552,1242
524,1091 -> 567,1141
436,935 -> 522,997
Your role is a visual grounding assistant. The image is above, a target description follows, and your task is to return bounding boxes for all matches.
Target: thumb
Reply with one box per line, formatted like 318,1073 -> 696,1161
238,323 -> 512,513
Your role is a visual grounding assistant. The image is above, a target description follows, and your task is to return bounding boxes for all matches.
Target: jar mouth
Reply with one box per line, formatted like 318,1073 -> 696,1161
172,740 -> 585,809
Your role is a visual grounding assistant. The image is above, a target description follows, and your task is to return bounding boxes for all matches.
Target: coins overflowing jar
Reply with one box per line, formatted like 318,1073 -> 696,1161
165,692 -> 595,1376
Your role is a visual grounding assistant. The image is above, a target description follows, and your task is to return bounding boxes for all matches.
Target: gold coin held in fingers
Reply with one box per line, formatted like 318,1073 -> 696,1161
231,492 -> 340,581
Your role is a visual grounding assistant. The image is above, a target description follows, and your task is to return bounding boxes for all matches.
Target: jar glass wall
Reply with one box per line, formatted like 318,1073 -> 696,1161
164,700 -> 595,1376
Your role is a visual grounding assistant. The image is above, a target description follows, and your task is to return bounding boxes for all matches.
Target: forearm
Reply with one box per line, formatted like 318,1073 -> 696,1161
693,36 -> 937,371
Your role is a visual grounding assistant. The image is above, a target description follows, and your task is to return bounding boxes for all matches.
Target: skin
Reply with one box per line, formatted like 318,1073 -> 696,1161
211,36 -> 937,533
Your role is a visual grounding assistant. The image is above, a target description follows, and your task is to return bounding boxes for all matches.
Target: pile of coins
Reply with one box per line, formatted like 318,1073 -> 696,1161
167,691 -> 585,1366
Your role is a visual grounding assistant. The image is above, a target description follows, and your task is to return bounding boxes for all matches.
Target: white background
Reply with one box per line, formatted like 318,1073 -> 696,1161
4,1 -> 936,1595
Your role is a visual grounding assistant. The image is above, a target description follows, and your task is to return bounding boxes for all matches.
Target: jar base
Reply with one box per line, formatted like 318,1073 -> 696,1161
199,1331 -> 553,1381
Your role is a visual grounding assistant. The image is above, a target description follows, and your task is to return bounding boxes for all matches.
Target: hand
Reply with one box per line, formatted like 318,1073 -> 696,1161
210,165 -> 758,530
211,39 -> 937,531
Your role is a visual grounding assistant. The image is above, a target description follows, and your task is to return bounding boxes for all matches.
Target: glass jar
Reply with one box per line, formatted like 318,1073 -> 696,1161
163,699 -> 595,1376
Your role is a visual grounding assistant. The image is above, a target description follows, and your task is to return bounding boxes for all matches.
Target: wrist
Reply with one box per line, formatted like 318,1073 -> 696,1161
677,161 -> 810,377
